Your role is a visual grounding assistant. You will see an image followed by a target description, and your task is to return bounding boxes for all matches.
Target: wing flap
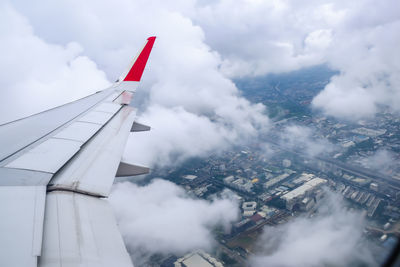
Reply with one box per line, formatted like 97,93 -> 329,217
0,168 -> 52,186
39,191 -> 133,267
0,186 -> 46,267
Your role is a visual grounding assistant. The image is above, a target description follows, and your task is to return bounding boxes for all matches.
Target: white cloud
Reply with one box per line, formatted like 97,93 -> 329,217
0,3 -> 109,124
279,125 -> 336,157
109,179 -> 239,264
191,0 -> 342,77
360,149 -> 398,173
3,0 -> 399,162
3,0 -> 400,123
312,17 -> 400,120
250,191 -> 378,267
4,0 -> 270,167
125,105 -> 233,167
304,29 -> 333,53
193,0 -> 400,119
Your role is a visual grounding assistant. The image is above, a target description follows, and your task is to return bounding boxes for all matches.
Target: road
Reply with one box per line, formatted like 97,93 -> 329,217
261,135 -> 400,190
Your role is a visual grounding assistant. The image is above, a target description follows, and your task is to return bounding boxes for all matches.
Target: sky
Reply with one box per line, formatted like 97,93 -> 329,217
1,0 -> 399,266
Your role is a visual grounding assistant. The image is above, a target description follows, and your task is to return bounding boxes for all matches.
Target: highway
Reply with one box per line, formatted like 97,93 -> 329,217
261,135 -> 400,191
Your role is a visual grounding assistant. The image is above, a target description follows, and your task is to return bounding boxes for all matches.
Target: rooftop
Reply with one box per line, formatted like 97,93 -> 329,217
281,177 -> 327,201
182,253 -> 213,267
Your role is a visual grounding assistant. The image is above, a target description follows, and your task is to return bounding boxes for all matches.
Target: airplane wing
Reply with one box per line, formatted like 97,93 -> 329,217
0,36 -> 156,267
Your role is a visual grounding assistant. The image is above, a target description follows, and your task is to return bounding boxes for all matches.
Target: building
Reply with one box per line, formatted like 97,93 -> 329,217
260,205 -> 277,218
351,127 -> 386,137
224,176 -> 253,192
243,210 -> 255,217
174,251 -> 224,267
370,182 -> 379,191
242,201 -> 257,211
281,177 -> 327,210
250,213 -> 264,224
264,173 -> 290,189
183,175 -> 198,180
341,140 -> 355,148
300,197 -> 315,211
231,178 -> 253,192
223,176 -> 235,184
242,201 -> 257,217
292,173 -> 315,185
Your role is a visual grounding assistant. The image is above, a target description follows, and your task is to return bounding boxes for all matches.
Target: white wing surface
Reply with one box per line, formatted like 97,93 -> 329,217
0,36 -> 156,267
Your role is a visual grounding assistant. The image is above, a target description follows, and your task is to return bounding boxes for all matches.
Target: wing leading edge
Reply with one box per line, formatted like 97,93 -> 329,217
0,36 -> 156,267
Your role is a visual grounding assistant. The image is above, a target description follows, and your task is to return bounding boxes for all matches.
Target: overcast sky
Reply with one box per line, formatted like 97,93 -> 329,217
1,0 -> 398,266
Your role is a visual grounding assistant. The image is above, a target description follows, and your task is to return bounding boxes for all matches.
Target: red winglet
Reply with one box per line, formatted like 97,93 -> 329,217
123,36 -> 156,82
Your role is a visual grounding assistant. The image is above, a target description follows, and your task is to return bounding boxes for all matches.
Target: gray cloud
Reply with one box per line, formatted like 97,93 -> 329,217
279,125 -> 336,157
312,13 -> 400,120
192,0 -> 400,119
124,23 -> 269,167
360,149 -> 398,173
250,190 -> 378,267
109,179 -> 239,264
192,0 -> 338,77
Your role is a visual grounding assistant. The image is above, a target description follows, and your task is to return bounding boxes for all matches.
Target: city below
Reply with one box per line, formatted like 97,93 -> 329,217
138,67 -> 400,267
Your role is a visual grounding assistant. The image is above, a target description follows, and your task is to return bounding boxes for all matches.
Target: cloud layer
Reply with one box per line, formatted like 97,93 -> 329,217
312,8 -> 400,120
279,125 -> 336,157
360,149 -> 398,174
3,0 -> 270,167
192,0 -> 400,120
251,191 -> 377,267
109,179 -> 239,263
0,3 -> 109,123
2,0 -> 399,163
